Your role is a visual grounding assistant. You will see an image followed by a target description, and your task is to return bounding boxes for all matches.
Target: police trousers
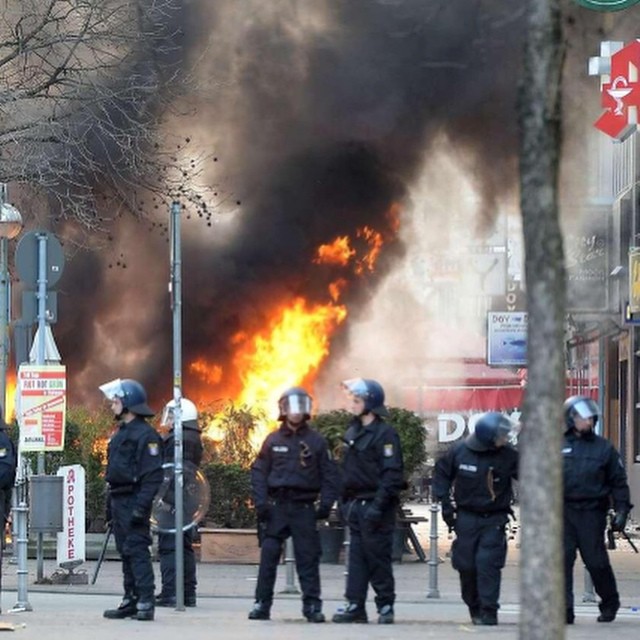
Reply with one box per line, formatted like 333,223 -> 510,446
255,501 -> 321,612
563,506 -> 619,613
343,499 -> 396,611
111,494 -> 155,602
158,528 -> 197,598
451,510 -> 508,614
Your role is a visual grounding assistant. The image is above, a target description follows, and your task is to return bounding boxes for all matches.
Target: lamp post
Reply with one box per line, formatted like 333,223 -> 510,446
0,185 -> 23,419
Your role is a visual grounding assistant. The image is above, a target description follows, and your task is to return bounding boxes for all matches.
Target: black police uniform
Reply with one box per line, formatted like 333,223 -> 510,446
432,438 -> 518,622
251,421 -> 339,618
562,428 -> 631,622
338,416 -> 405,619
0,426 -> 17,529
106,416 -> 163,611
157,420 -> 203,605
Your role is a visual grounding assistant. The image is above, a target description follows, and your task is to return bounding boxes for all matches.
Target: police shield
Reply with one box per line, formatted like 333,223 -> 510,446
151,461 -> 211,533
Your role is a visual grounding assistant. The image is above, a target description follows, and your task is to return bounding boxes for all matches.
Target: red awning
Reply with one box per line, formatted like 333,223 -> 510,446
403,385 -> 524,413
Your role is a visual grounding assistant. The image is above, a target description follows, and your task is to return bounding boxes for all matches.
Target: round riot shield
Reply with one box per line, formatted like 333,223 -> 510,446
151,461 -> 211,533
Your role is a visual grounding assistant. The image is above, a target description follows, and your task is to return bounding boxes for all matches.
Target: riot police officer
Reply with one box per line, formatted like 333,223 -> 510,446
155,398 -> 203,608
562,396 -> 632,625
0,410 -> 17,535
248,387 -> 339,623
432,412 -> 518,626
100,379 -> 163,622
332,379 -> 405,625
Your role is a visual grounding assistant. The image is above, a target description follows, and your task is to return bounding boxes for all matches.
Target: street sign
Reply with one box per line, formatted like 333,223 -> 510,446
487,312 -> 528,367
15,230 -> 65,288
56,465 -> 86,567
17,363 -> 66,451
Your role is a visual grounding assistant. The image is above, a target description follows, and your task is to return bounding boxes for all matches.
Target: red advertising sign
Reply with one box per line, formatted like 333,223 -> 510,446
18,364 -> 67,451
595,40 -> 640,140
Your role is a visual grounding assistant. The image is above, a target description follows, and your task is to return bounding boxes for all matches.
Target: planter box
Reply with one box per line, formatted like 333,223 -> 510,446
199,528 -> 260,564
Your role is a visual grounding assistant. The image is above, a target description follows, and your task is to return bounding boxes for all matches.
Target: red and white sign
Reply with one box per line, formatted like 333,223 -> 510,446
595,40 -> 640,140
18,364 -> 67,452
56,465 -> 86,567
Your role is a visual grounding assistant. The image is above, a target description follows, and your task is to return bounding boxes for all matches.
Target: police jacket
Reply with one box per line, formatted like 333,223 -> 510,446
251,421 -> 339,511
163,420 -> 203,468
562,429 -> 631,511
106,416 -> 164,513
340,416 -> 405,512
433,440 -> 518,514
0,429 -> 17,490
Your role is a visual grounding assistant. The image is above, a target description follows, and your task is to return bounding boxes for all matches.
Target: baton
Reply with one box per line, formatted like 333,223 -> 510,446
622,530 -> 639,554
91,523 -> 113,585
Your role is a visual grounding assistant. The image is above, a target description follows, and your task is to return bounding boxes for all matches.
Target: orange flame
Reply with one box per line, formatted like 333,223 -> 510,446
189,359 -> 223,385
355,226 -> 384,274
5,373 -> 16,422
314,236 -> 355,266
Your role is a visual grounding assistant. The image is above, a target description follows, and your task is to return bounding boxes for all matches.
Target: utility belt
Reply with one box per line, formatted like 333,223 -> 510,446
268,487 -> 317,503
109,483 -> 138,496
458,507 -> 512,519
342,489 -> 377,501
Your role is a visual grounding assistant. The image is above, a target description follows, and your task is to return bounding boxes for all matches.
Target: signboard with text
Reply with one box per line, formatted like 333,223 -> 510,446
487,312 -> 528,367
18,364 -> 67,452
56,465 -> 86,567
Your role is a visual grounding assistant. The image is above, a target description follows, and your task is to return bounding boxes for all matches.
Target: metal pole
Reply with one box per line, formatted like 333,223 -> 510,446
170,202 -> 185,611
281,537 -> 299,593
11,457 -> 32,611
426,501 -> 440,598
35,233 -> 48,582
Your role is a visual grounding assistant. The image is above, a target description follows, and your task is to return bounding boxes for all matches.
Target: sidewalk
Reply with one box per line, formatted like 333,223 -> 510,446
0,503 -> 639,638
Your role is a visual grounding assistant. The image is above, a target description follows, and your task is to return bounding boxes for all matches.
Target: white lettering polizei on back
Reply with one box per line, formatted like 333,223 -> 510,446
459,464 -> 478,473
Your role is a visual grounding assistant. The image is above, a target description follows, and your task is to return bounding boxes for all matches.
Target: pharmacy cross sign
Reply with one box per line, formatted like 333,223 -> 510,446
594,40 -> 640,140
575,0 -> 639,9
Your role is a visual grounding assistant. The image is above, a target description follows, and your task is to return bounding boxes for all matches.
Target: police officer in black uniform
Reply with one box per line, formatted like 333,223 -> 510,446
156,398 -> 203,608
100,379 -> 163,622
248,387 -> 339,623
332,378 -> 405,625
0,410 -> 17,537
432,412 -> 518,626
562,396 -> 632,625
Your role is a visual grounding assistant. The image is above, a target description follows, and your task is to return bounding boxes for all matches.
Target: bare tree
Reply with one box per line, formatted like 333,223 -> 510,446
0,0 -> 209,230
518,1 -> 566,638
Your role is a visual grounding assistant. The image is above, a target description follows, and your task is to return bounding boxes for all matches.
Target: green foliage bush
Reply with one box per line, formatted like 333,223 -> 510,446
202,462 -> 255,528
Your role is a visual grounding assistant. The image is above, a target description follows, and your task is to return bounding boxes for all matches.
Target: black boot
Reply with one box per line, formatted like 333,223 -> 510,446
473,608 -> 497,626
332,603 -> 368,624
136,601 -> 155,621
185,594 -> 197,607
469,606 -> 482,625
597,602 -> 619,623
248,601 -> 271,620
566,608 -> 575,625
155,593 -> 176,607
104,596 -> 138,619
303,604 -> 325,623
377,604 -> 394,624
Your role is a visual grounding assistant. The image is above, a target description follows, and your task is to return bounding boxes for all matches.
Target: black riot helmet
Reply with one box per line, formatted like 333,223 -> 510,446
563,395 -> 599,432
99,378 -> 155,417
278,387 -> 312,421
466,412 -> 513,452
341,378 -> 389,417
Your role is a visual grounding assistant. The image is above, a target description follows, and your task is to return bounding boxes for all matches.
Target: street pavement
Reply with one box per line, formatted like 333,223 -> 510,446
0,503 -> 639,638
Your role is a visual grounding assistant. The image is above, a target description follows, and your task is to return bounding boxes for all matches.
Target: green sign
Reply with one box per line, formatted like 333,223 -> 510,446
574,0 -> 640,10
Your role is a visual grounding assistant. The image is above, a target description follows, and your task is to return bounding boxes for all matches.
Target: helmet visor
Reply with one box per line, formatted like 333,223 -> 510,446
571,398 -> 599,420
341,378 -> 368,399
494,417 -> 514,445
99,378 -> 125,401
283,394 -> 312,416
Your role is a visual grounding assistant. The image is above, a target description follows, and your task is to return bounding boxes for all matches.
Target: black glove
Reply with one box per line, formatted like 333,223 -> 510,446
315,504 -> 332,520
131,508 -> 148,526
611,510 -> 628,532
441,503 -> 456,532
256,505 -> 271,523
364,504 -> 384,527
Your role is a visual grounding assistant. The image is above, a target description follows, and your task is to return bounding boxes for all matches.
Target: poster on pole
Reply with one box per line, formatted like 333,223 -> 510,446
487,312 -> 528,367
18,364 -> 67,452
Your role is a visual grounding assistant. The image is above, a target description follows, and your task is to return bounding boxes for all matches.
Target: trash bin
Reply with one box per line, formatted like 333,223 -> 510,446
29,475 -> 63,532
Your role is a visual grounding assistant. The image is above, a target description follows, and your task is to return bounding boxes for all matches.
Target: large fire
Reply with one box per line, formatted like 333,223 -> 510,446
190,209 -> 400,450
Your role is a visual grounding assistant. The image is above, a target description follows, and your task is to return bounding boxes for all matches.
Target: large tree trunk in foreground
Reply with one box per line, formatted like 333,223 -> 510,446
518,1 -> 566,639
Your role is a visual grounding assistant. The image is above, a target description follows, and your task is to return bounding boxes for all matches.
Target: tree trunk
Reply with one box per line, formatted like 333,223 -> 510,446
518,1 -> 566,639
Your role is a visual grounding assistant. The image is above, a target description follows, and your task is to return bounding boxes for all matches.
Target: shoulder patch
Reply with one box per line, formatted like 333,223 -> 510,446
148,442 -> 160,456
383,443 -> 394,458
